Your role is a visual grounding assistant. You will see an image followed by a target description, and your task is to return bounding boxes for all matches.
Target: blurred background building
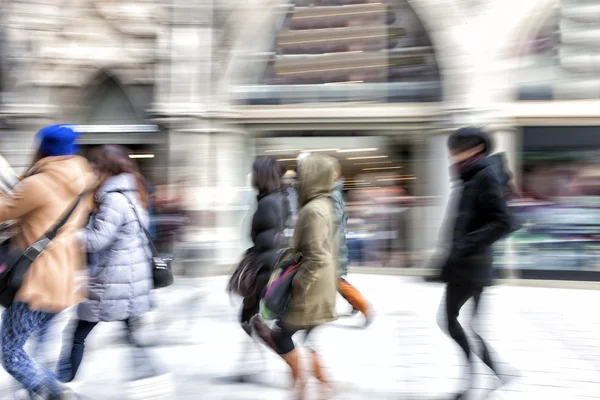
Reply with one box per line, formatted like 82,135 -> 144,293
0,0 -> 598,279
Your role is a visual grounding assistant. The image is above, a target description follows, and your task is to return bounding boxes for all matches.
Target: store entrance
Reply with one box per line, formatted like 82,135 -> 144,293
254,133 -> 423,268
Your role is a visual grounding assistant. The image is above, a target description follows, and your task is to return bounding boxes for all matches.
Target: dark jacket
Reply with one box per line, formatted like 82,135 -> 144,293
440,155 -> 512,286
251,191 -> 290,270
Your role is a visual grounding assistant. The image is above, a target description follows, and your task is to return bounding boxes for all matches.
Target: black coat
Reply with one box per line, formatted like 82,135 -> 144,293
251,191 -> 290,271
440,155 -> 512,286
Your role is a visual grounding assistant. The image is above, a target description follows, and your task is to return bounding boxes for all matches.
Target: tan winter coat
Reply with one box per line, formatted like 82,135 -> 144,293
284,154 -> 338,327
0,156 -> 94,312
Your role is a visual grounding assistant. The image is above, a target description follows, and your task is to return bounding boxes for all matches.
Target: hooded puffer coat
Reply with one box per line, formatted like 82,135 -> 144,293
78,173 -> 153,322
283,154 -> 338,327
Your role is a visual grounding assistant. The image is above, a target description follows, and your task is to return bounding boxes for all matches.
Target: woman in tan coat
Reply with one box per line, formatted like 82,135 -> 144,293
0,125 -> 93,400
253,153 -> 338,399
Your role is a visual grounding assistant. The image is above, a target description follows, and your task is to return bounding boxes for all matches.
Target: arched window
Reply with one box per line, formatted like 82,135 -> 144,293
234,0 -> 441,105
517,5 -> 600,101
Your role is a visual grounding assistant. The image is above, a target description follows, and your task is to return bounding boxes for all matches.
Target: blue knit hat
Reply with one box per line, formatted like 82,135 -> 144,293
35,124 -> 81,157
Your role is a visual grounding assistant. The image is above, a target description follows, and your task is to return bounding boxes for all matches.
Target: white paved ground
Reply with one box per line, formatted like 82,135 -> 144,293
1,275 -> 600,399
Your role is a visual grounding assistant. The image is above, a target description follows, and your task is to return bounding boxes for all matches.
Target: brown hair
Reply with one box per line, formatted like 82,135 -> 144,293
252,156 -> 285,195
89,145 -> 149,209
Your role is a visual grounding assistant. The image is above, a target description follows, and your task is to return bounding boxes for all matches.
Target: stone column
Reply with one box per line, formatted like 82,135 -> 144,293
211,129 -> 252,266
422,130 -> 452,264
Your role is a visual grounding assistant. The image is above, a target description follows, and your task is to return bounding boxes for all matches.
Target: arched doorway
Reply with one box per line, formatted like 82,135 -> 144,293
75,72 -> 166,185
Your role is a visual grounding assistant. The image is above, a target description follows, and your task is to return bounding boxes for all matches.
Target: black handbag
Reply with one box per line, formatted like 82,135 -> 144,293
114,191 -> 174,289
0,194 -> 85,308
227,248 -> 263,298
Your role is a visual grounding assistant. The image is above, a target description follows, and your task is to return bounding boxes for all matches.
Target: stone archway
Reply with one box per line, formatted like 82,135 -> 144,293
221,0 -> 452,104
501,0 -> 559,102
80,72 -> 142,125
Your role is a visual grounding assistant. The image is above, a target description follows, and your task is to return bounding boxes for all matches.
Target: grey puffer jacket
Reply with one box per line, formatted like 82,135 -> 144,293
78,173 -> 153,322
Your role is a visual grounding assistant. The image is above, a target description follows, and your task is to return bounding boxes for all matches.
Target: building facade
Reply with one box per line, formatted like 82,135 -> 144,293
1,0 -> 599,277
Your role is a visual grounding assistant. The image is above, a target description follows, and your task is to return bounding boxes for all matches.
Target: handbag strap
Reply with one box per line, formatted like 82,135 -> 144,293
110,190 -> 160,258
46,193 -> 87,241
21,190 -> 87,262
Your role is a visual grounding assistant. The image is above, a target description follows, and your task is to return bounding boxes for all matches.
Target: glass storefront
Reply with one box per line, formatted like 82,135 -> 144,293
252,133 -> 434,268
495,127 -> 600,280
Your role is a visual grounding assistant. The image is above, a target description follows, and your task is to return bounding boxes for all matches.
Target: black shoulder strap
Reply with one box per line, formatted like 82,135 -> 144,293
110,190 -> 159,257
21,190 -> 88,262
46,192 -> 87,241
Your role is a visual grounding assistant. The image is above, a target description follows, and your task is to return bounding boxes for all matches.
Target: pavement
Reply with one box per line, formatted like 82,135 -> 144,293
0,275 -> 600,399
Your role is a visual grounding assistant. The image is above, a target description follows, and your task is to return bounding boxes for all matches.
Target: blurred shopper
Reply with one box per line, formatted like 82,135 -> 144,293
153,183 -> 186,255
253,154 -> 337,399
239,156 -> 289,334
57,145 -> 155,385
437,127 -> 514,399
330,159 -> 373,327
0,125 -> 93,400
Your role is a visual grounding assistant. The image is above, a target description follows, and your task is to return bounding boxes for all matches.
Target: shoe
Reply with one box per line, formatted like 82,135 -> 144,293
364,306 -> 375,328
350,307 -> 359,316
490,368 -> 521,394
240,321 -> 252,337
62,382 -> 83,395
452,391 -> 468,400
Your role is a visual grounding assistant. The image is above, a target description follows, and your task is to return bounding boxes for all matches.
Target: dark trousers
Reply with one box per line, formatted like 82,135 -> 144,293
442,284 -> 497,375
270,321 -> 317,355
57,318 -> 136,383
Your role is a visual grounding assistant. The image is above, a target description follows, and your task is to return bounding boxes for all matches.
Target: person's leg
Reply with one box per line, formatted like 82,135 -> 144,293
34,313 -> 55,368
123,317 -> 141,347
124,318 -> 157,380
1,302 -> 61,397
253,318 -> 305,398
443,284 -> 479,399
56,319 -> 98,383
471,288 -> 498,374
240,269 -> 270,335
338,277 -> 372,326
304,326 -> 333,398
444,284 -> 474,361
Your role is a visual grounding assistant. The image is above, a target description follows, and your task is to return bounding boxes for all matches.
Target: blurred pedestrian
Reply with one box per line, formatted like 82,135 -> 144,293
330,159 -> 373,327
226,157 -> 289,384
436,127 -> 514,399
57,145 -> 155,385
253,154 -> 338,400
239,156 -> 289,334
0,125 -> 94,400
